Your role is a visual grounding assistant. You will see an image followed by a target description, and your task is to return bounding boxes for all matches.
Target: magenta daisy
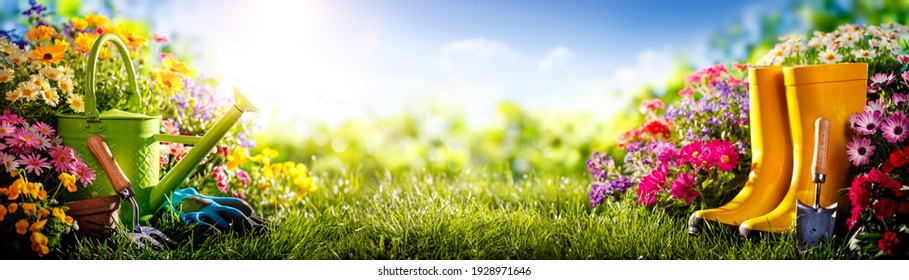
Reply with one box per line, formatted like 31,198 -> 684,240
669,172 -> 699,203
1,152 -> 18,172
18,153 -> 50,176
850,111 -> 883,135
865,99 -> 886,115
71,161 -> 96,186
49,146 -> 75,173
846,137 -> 876,166
705,140 -> 739,172
5,128 -> 39,149
0,110 -> 25,126
636,162 -> 668,206
882,111 -> 909,143
32,122 -> 55,137
870,72 -> 895,86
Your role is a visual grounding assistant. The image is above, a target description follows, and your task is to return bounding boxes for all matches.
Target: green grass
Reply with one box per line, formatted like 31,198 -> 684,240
53,170 -> 858,260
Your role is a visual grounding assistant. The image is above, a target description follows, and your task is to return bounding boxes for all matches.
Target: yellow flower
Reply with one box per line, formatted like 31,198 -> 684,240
52,207 -> 66,220
54,39 -> 70,51
0,68 -> 13,83
295,177 -> 315,198
25,25 -> 56,43
121,29 -> 148,48
59,173 -> 78,192
37,208 -> 49,219
30,232 -> 49,257
71,17 -> 88,31
85,13 -> 109,28
67,93 -> 85,113
37,190 -> 47,201
226,148 -> 249,171
22,203 -> 37,216
153,71 -> 184,94
29,219 -> 46,233
74,32 -> 99,53
31,44 -> 67,66
15,219 -> 28,235
7,177 -> 24,200
98,47 -> 111,60
161,57 -> 192,77
23,182 -> 41,199
252,148 -> 279,164
0,204 -> 6,222
8,203 -> 18,213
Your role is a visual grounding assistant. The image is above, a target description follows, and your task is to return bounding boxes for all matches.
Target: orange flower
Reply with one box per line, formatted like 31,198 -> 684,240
0,205 -> 6,222
121,29 -> 148,47
31,44 -> 67,66
30,232 -> 49,257
74,32 -> 99,53
8,203 -> 18,213
22,203 -> 37,216
37,208 -> 50,219
25,25 -> 56,42
7,178 -> 24,200
71,17 -> 88,31
85,13 -> 109,28
29,219 -> 46,233
15,219 -> 28,235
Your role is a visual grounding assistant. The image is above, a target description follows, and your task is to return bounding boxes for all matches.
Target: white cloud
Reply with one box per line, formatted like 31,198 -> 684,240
440,37 -> 518,59
608,48 -> 675,94
538,46 -> 574,73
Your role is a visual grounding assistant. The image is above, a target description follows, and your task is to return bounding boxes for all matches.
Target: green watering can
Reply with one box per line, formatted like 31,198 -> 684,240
57,33 -> 258,226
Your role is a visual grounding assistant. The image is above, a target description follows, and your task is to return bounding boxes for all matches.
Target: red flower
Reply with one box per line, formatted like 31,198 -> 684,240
878,230 -> 900,256
887,147 -> 909,171
847,206 -> 863,230
641,118 -> 671,140
848,175 -> 872,212
639,99 -> 665,114
873,198 -> 897,221
898,201 -> 909,216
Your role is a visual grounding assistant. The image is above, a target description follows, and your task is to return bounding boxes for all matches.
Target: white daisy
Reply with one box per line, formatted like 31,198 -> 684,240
819,49 -> 842,64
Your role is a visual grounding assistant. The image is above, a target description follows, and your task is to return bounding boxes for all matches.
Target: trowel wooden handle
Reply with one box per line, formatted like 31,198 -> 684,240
87,135 -> 132,193
812,117 -> 830,175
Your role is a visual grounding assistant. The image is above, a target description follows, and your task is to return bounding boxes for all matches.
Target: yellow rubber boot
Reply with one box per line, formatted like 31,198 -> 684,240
688,66 -> 793,234
739,63 -> 867,235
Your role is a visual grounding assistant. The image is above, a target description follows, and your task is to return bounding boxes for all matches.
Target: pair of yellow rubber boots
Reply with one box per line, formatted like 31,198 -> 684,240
689,63 -> 867,236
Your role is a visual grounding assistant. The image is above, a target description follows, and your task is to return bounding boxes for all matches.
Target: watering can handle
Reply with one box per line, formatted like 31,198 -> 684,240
87,135 -> 133,195
84,33 -> 142,122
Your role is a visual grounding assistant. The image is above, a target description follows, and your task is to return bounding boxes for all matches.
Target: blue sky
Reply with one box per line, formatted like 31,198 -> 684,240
7,0 -> 792,128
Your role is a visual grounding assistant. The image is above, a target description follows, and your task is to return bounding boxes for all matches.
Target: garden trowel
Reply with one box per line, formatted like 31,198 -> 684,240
796,117 -> 837,253
87,134 -> 175,249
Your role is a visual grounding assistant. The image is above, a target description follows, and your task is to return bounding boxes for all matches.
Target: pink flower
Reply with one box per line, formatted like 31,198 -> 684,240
639,99 -> 665,114
865,99 -> 886,115
731,61 -> 750,71
870,72 -> 895,87
899,55 -> 909,65
679,87 -> 694,98
878,230 -> 900,256
846,137 -> 876,166
1,152 -> 19,172
0,122 -> 14,137
236,169 -> 250,187
678,140 -> 704,166
49,146 -> 75,173
893,93 -> 908,106
669,172 -> 699,203
161,119 -> 180,135
882,111 -> 909,143
152,33 -> 169,43
850,111 -> 883,135
705,140 -> 739,172
71,161 -> 96,186
902,70 -> 909,86
0,110 -> 25,126
636,162 -> 668,206
213,166 -> 229,193
31,122 -> 55,137
5,128 -> 39,149
18,153 -> 50,176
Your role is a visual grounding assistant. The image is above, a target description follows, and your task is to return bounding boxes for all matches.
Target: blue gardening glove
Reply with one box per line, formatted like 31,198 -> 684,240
169,188 -> 264,234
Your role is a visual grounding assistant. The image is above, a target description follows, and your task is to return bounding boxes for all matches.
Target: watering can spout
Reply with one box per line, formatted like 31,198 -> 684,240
149,87 -> 259,212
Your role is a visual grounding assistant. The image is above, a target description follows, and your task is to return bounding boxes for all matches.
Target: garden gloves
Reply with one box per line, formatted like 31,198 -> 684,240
168,188 -> 265,234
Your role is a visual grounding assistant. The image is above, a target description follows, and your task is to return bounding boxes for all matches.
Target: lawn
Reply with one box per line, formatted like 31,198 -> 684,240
55,170 -> 852,260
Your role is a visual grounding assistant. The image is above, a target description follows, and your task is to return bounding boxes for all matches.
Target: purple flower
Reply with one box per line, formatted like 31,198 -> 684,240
586,152 -> 612,182
846,137 -> 875,166
850,111 -> 883,135
882,111 -> 909,143
669,172 -> 699,203
869,73 -> 895,92
589,176 -> 634,207
649,141 -> 678,162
